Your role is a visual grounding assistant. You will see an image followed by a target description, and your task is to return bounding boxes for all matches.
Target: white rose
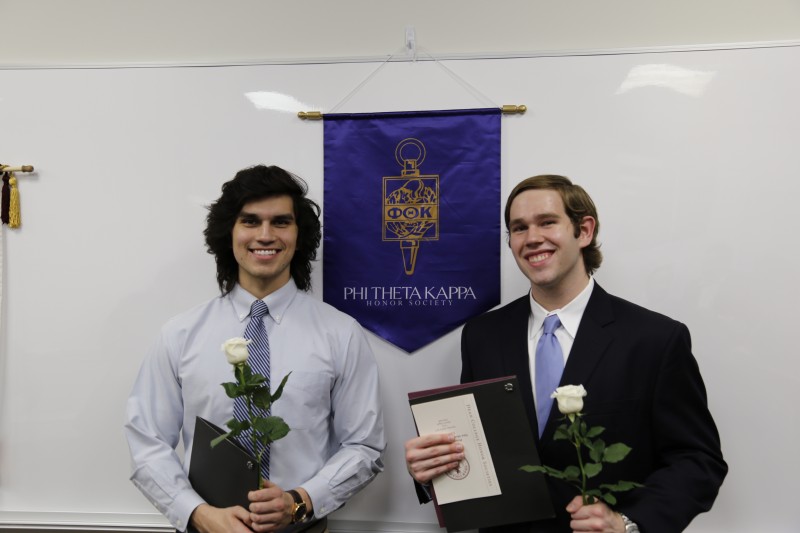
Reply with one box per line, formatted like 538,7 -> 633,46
551,384 -> 587,415
222,337 -> 252,365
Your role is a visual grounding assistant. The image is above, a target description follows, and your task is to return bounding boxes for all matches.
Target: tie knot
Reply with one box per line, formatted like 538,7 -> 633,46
543,314 -> 561,335
250,300 -> 269,319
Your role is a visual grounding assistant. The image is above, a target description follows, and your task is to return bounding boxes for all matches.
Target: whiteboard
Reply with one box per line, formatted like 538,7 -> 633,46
0,46 -> 798,532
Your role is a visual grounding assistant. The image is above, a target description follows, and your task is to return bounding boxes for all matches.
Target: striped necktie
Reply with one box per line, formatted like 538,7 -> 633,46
233,299 -> 271,479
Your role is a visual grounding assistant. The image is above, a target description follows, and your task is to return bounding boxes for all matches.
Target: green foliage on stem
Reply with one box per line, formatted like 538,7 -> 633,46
520,413 -> 643,506
211,368 -> 293,454
253,416 -> 291,441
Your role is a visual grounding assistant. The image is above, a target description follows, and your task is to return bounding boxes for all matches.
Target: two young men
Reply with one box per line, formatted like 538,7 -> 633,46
127,166 -> 725,533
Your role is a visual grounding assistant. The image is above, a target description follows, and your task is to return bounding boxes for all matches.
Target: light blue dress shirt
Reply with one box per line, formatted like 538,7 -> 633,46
124,281 -> 385,531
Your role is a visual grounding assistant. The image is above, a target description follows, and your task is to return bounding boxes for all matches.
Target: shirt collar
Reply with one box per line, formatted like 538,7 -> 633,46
528,278 -> 595,339
230,280 -> 299,325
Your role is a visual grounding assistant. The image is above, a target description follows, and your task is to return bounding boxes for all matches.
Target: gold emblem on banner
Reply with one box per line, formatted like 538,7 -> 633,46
383,138 -> 440,275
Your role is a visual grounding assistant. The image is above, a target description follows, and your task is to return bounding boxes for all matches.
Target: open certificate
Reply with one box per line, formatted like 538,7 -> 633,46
410,394 -> 501,504
409,376 -> 554,532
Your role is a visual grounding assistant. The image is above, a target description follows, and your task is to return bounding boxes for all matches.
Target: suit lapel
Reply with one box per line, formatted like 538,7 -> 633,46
495,286 -> 618,443
498,296 -> 539,436
541,283 -> 616,440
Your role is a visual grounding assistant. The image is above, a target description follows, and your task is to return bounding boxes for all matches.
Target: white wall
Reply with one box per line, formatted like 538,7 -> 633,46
1,3 -> 799,533
1,46 -> 799,533
1,0 -> 799,67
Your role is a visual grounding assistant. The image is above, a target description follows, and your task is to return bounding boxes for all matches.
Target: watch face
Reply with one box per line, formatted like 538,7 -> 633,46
293,501 -> 307,522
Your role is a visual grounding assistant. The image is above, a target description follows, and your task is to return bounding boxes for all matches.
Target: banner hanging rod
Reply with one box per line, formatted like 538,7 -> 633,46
298,105 -> 526,120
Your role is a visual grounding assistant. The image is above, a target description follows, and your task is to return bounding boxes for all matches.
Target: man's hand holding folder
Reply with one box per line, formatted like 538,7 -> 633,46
188,417 -> 316,533
406,376 -> 554,532
405,432 -> 465,485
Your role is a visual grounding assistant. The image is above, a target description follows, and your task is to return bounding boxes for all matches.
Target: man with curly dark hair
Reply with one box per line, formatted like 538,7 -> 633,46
203,165 -> 321,296
126,165 -> 385,533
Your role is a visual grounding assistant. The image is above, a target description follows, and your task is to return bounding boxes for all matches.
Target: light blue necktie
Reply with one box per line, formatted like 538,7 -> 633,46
233,299 -> 271,479
535,314 -> 564,437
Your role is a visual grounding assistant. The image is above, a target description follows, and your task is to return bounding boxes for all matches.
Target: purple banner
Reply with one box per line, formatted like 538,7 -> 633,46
323,109 -> 501,352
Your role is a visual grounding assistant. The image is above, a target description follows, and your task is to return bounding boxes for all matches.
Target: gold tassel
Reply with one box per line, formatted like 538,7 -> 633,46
8,172 -> 20,228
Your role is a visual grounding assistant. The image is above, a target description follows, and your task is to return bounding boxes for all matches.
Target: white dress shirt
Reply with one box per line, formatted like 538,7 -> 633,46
527,278 -> 594,411
124,280 -> 385,531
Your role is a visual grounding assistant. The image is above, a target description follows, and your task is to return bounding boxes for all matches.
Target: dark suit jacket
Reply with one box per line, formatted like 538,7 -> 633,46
459,284 -> 727,533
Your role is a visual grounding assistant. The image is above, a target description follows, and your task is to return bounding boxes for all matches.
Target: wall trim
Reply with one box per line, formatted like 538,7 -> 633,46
0,40 -> 798,70
0,512 -> 444,533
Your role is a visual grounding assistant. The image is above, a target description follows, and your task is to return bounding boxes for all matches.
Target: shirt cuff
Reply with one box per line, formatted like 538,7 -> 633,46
301,476 -> 335,518
171,488 -> 206,532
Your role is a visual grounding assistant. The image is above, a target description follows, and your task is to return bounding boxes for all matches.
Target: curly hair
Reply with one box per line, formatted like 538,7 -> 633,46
204,165 -> 321,294
504,174 -> 602,275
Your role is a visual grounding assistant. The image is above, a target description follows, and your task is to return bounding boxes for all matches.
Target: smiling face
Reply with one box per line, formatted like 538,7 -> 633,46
507,188 -> 595,309
232,195 -> 298,298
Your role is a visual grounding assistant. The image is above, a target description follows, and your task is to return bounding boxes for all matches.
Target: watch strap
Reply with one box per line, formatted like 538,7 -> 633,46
287,489 -> 308,524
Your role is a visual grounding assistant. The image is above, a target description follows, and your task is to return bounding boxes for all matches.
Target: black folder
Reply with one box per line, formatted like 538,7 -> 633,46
408,376 -> 554,532
188,416 -> 259,510
187,417 -> 322,533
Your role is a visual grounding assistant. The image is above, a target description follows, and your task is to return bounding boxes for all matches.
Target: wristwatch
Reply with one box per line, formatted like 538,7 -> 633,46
619,513 -> 640,533
287,489 -> 309,524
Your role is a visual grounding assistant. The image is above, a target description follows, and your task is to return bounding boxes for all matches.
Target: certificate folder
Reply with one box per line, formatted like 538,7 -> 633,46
188,416 -> 259,510
408,376 -> 554,532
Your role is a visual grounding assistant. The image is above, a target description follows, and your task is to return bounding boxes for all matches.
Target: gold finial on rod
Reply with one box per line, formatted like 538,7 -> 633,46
501,105 -> 527,115
298,111 -> 323,120
0,165 -> 34,173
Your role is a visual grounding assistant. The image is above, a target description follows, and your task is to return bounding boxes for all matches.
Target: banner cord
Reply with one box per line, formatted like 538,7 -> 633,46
328,46 -> 498,114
